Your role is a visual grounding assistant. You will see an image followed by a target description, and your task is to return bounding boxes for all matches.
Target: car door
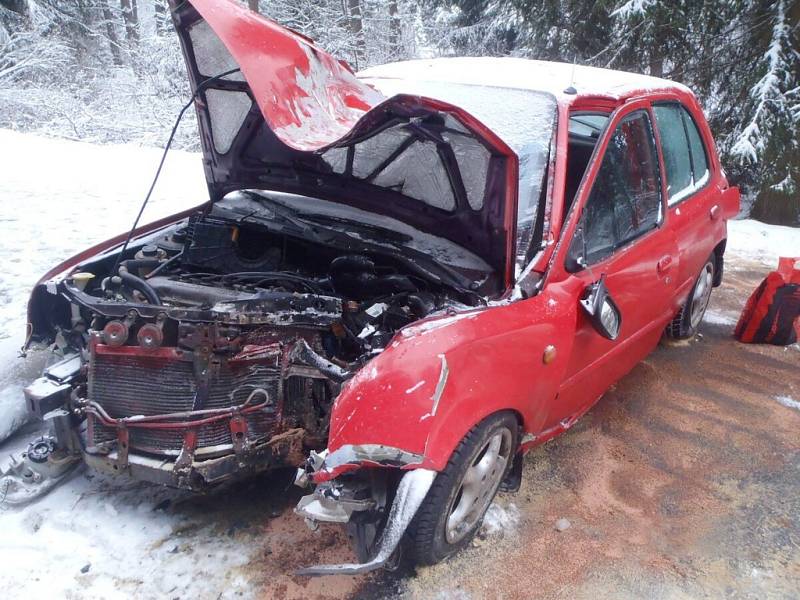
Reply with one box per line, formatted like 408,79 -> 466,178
652,101 -> 719,305
545,101 -> 678,428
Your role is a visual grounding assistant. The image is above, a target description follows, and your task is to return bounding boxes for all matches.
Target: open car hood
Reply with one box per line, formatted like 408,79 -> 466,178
170,0 -> 518,284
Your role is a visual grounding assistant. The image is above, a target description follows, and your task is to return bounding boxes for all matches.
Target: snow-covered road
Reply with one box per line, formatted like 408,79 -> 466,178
0,130 -> 261,599
0,129 -> 206,443
0,129 -> 797,599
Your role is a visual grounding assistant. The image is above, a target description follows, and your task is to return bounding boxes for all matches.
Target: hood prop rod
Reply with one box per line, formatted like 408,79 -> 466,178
110,67 -> 242,276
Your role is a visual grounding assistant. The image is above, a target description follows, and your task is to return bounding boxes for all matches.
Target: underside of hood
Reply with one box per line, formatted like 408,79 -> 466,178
169,0 -> 517,284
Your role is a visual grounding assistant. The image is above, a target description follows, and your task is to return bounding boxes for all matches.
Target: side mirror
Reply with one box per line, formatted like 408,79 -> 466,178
579,275 -> 622,340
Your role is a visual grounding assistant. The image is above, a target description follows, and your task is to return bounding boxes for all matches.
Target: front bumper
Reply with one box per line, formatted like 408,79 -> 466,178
85,427 -> 306,490
295,464 -> 436,576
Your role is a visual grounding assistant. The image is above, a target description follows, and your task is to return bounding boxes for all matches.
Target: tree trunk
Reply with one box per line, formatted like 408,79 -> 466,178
101,1 -> 123,66
154,0 -> 167,35
247,0 -> 258,12
649,55 -> 664,78
120,0 -> 139,46
347,0 -> 366,68
388,0 -> 400,57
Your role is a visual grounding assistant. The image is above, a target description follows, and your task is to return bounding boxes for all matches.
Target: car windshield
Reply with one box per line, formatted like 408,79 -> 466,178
360,78 -> 558,270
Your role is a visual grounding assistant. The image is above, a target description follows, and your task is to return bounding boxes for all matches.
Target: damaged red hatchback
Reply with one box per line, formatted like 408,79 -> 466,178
11,0 -> 739,573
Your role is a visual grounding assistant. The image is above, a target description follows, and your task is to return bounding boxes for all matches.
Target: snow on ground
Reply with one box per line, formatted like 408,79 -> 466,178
0,129 -> 798,599
703,309 -> 737,326
0,129 -> 226,599
0,129 -> 206,443
775,395 -> 800,411
1,471 -> 252,599
480,502 -> 521,537
727,219 -> 799,267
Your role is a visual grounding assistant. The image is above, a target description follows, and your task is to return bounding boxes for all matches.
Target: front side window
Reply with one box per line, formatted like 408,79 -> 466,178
654,103 -> 710,205
577,110 -> 663,265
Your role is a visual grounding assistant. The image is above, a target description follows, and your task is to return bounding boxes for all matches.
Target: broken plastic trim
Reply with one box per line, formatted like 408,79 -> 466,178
297,468 -> 436,576
321,444 -> 425,473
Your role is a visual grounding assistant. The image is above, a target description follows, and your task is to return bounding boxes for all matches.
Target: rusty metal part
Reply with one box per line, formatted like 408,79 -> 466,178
85,428 -> 307,489
116,427 -> 130,469
83,332 -> 333,490
85,395 -> 271,429
290,339 -> 351,383
230,415 -> 249,462
174,429 -> 199,487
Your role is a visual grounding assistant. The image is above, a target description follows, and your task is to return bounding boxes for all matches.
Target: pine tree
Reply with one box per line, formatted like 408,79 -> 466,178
729,0 -> 800,224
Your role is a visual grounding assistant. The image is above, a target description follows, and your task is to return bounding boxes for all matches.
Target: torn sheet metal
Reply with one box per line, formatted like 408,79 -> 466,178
430,354 -> 449,417
320,444 -> 425,473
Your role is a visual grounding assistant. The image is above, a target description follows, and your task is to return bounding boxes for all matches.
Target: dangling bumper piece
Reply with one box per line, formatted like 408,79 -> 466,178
295,468 -> 436,576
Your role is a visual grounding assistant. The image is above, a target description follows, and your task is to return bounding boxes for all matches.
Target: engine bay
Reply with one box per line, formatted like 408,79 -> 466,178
19,191 -> 489,490
74,198 -> 482,360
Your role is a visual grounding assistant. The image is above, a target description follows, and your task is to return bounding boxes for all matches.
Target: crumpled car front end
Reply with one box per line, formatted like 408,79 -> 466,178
4,0 -> 539,528
296,458 -> 437,575
13,187 -> 490,498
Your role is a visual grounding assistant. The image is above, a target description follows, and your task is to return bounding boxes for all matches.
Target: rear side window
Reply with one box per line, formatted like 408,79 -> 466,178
579,110 -> 662,264
654,104 -> 710,205
684,113 -> 709,184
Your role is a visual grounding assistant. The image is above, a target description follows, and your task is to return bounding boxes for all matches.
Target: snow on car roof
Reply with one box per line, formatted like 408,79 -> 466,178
359,57 -> 689,101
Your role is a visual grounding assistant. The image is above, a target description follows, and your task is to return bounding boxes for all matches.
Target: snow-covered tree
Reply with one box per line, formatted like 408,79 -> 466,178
728,0 -> 799,224
0,0 -> 798,224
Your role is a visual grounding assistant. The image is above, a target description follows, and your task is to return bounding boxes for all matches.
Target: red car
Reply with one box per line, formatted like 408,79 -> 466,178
10,0 -> 738,572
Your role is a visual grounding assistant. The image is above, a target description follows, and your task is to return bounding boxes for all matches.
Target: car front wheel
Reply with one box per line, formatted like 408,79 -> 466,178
407,412 -> 518,565
668,256 -> 715,339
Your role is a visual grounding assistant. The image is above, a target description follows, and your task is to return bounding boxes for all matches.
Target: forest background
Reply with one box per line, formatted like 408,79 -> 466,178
1,0 -> 798,224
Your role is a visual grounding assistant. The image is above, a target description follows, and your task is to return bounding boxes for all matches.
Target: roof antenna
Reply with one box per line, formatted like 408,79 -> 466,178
564,56 -> 578,95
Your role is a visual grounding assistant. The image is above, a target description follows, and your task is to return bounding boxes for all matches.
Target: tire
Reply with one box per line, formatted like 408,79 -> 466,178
407,412 -> 519,565
667,255 -> 715,339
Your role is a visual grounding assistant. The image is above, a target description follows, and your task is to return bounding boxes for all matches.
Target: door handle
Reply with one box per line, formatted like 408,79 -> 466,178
657,255 -> 674,273
710,204 -> 720,220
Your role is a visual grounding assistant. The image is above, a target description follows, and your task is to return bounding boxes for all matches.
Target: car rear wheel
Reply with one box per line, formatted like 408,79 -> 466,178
668,256 -> 715,339
407,412 -> 518,565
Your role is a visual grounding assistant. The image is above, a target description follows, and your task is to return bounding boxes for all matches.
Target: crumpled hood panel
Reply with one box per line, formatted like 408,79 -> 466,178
170,0 -> 518,285
187,0 -> 385,151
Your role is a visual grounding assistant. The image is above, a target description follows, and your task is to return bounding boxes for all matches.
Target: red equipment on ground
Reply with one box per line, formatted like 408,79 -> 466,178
735,257 -> 800,345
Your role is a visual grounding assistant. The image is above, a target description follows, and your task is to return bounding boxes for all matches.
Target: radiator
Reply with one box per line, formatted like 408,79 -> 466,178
89,347 -> 281,457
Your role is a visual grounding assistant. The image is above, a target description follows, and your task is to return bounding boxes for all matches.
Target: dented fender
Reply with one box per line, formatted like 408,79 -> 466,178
316,279 -> 582,480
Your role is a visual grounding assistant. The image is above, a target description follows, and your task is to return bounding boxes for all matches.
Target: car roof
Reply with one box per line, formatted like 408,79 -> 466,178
359,57 -> 691,103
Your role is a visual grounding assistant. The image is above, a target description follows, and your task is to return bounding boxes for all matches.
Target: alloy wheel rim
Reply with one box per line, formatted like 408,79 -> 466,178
690,263 -> 714,329
445,427 -> 512,544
